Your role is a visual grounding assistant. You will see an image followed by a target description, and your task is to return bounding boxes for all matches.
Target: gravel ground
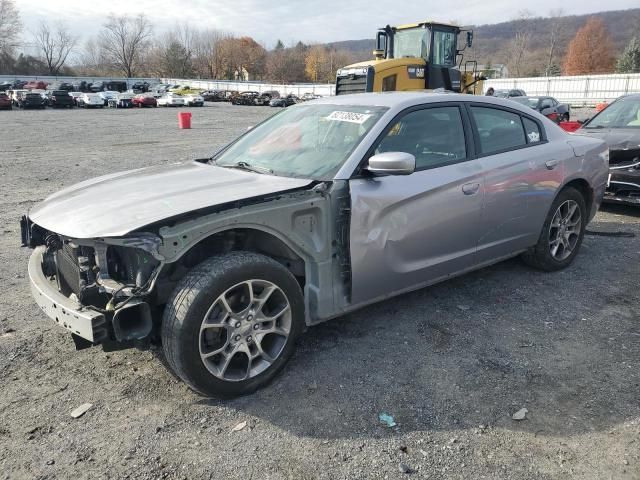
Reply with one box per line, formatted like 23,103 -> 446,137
0,104 -> 639,480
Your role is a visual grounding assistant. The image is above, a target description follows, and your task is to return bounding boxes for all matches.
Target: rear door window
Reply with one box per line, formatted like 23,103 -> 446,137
522,117 -> 542,144
470,106 -> 527,154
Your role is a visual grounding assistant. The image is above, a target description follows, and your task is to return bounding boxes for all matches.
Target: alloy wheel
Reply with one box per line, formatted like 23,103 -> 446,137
548,199 -> 582,261
199,279 -> 292,381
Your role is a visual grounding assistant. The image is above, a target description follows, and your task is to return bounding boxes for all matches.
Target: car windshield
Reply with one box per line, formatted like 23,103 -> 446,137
511,97 -> 539,108
585,98 -> 640,129
212,104 -> 388,179
393,27 -> 430,58
493,90 -> 511,98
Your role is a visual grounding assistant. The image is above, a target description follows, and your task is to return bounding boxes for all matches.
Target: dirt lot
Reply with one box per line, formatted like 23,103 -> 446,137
0,104 -> 638,480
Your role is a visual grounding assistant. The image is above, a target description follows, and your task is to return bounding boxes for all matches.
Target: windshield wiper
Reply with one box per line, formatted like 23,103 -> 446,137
220,161 -> 274,175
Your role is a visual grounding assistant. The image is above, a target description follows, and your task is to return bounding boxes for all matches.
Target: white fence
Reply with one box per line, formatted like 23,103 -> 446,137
485,73 -> 640,107
162,78 -> 336,97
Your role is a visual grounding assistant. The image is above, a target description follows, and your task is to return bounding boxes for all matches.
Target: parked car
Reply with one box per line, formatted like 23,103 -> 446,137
132,93 -> 158,108
254,91 -> 279,106
493,89 -> 526,98
300,93 -> 322,102
98,91 -> 120,106
8,89 -> 28,105
270,95 -> 298,107
183,94 -> 204,107
10,80 -> 27,89
510,96 -> 570,123
78,93 -> 104,108
24,80 -> 48,91
130,82 -> 149,93
89,81 -> 105,92
171,86 -> 204,96
0,82 -> 12,92
157,93 -> 185,107
576,93 -> 640,206
47,90 -> 75,108
231,91 -> 259,105
47,82 -> 74,92
201,90 -> 225,101
21,92 -> 608,397
68,92 -> 84,106
108,93 -> 134,108
16,92 -> 46,109
0,93 -> 12,110
72,81 -> 91,92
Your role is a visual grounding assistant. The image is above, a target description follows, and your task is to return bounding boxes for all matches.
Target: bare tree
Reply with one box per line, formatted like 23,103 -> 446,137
192,29 -> 229,79
32,22 -> 77,75
545,9 -> 565,76
99,14 -> 152,77
506,10 -> 533,77
0,0 -> 21,55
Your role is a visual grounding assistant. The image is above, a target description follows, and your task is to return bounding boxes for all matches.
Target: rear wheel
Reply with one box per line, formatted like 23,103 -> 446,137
522,187 -> 586,271
161,252 -> 304,397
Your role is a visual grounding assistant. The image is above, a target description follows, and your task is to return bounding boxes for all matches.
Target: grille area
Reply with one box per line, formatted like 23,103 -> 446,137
336,75 -> 368,95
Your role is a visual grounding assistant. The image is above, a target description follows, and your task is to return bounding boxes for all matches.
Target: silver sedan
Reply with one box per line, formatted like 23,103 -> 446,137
23,92 -> 609,396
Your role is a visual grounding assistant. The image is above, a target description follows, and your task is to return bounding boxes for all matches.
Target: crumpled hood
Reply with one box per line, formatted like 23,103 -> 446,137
29,162 -> 312,238
577,128 -> 640,150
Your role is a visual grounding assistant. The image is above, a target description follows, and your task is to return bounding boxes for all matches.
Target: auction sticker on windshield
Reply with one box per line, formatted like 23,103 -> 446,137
326,111 -> 373,124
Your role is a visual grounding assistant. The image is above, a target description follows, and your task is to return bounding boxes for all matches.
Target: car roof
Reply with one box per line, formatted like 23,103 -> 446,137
310,91 -> 542,113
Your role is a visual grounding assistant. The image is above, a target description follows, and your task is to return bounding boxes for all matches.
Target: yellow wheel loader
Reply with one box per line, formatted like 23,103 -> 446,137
336,21 -> 484,95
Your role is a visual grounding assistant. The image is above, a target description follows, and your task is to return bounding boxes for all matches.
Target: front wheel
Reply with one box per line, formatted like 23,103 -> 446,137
161,252 -> 304,397
522,186 -> 587,271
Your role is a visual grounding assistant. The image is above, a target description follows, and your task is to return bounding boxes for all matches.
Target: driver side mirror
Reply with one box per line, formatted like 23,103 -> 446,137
366,152 -> 416,176
466,31 -> 474,48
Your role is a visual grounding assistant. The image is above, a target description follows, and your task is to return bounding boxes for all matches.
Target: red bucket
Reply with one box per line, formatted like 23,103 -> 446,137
178,112 -> 192,129
559,121 -> 581,133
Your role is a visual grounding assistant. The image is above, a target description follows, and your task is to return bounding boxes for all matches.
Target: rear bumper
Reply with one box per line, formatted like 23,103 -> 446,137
28,246 -> 108,343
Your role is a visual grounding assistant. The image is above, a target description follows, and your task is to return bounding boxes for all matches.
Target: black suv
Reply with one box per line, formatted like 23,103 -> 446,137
47,90 -> 75,108
17,92 -> 46,109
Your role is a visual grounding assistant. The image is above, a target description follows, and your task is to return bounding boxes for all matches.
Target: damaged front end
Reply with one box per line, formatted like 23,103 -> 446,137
606,148 -> 640,205
22,217 -> 163,350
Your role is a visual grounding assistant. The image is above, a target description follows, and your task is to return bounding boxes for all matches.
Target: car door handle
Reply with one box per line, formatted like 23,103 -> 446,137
545,159 -> 560,170
462,183 -> 480,195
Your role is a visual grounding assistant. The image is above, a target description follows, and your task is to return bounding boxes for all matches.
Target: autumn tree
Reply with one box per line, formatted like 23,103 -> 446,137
218,36 -> 266,80
99,14 -> 152,77
305,45 -> 353,82
191,29 -> 229,79
563,18 -> 614,75
616,36 -> 640,73
32,22 -> 77,75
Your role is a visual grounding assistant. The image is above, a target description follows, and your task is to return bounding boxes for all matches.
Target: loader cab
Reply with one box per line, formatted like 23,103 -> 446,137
336,21 -> 478,95
378,22 -> 465,91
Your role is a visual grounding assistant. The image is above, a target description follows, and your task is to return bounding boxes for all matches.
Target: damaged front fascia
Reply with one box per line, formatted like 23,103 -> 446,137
69,233 -> 165,297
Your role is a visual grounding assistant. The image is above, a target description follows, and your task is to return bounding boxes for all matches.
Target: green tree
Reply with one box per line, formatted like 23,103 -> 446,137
616,36 -> 640,73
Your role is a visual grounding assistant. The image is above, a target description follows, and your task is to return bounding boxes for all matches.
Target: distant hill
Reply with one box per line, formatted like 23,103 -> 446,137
325,8 -> 640,76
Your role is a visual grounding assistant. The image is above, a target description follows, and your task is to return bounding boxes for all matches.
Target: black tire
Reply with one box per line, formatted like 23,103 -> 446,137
161,251 -> 304,397
522,186 -> 587,271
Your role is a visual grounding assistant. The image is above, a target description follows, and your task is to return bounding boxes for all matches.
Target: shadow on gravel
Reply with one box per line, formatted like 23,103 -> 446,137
196,223 -> 639,441
599,203 -> 640,218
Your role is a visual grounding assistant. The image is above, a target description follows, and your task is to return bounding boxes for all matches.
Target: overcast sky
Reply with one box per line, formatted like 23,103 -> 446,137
14,0 -> 639,48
